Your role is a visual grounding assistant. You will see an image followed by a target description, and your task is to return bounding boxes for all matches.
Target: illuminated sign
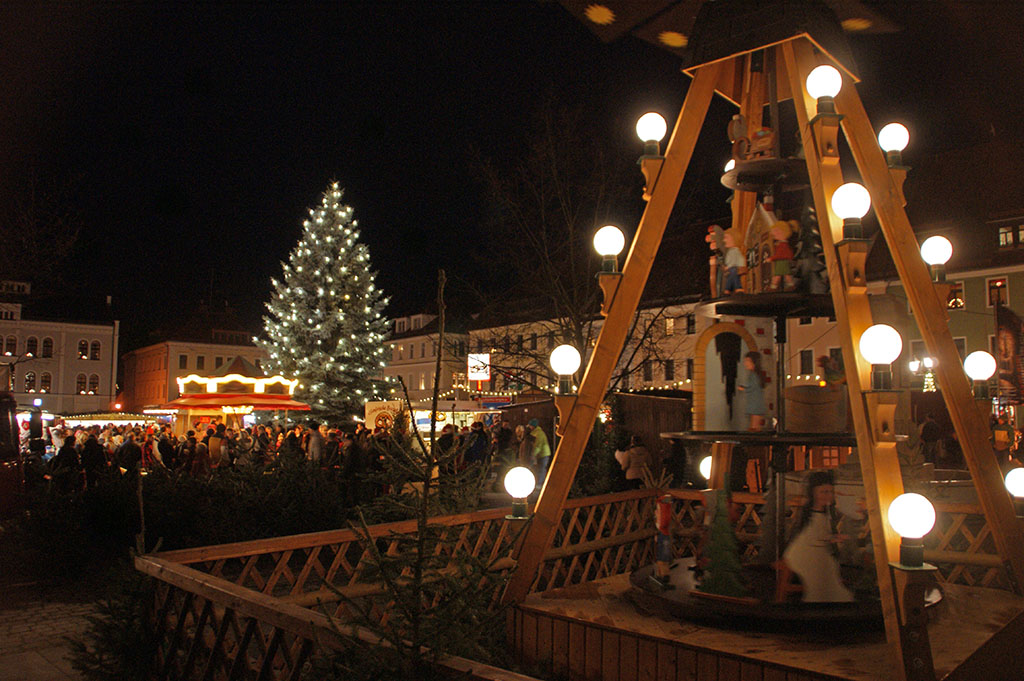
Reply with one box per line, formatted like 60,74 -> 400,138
467,353 -> 491,381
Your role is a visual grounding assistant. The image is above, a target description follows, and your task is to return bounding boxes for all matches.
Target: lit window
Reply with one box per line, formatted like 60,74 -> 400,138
24,371 -> 35,392
665,318 -> 674,336
988,277 -> 1009,307
999,225 -> 1015,248
947,281 -> 965,310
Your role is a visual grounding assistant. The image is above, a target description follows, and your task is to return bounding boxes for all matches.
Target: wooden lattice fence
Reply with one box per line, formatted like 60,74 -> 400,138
135,488 -> 1019,679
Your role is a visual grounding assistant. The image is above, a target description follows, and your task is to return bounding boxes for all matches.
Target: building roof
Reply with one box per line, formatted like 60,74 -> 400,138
866,141 -> 1024,280
5,292 -> 117,327
143,301 -> 257,346
390,315 -> 471,340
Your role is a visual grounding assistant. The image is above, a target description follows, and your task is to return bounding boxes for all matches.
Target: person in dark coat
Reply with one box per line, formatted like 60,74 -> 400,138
116,433 -> 143,481
280,424 -> 304,463
323,430 -> 341,469
81,434 -> 107,488
49,439 -> 81,493
158,432 -> 177,469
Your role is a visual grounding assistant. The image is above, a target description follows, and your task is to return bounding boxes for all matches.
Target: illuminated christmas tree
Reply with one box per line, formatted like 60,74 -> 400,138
257,182 -> 389,420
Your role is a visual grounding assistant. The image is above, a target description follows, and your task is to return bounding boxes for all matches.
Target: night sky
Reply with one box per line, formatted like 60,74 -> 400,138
2,2 -> 1022,350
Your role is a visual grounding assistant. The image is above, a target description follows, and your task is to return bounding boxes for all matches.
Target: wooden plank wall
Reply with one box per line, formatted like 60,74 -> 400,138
615,393 -> 692,463
512,607 -> 837,681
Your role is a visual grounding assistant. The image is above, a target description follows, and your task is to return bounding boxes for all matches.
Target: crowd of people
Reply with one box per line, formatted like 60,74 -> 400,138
20,418 -> 390,493
19,413 -> 556,496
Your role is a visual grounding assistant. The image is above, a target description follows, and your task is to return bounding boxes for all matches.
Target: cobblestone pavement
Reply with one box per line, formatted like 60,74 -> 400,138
0,600 -> 96,680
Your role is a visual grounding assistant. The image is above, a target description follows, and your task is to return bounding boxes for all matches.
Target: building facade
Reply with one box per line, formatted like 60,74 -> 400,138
384,314 -> 469,404
121,340 -> 268,413
0,283 -> 120,414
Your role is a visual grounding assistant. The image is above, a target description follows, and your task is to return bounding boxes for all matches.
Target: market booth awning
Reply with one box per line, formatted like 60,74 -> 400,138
163,393 -> 310,411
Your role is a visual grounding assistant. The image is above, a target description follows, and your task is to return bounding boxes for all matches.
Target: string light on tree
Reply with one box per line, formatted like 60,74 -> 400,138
256,181 -> 389,420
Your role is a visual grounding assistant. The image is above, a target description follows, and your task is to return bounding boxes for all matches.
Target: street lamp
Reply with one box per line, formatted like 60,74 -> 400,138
920,235 -> 952,282
805,64 -> 842,114
724,159 -> 735,173
636,112 -> 667,156
504,466 -> 536,519
550,344 -> 581,395
878,122 -> 910,166
908,356 -> 937,392
887,492 -> 936,567
859,324 -> 902,390
964,350 -> 996,398
593,225 -> 626,273
831,182 -> 871,239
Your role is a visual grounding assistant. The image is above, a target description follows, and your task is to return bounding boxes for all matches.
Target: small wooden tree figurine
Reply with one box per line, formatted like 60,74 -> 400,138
696,489 -> 747,598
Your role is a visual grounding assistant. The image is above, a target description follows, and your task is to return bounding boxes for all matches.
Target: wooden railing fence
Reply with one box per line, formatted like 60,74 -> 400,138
135,487 -> 1018,679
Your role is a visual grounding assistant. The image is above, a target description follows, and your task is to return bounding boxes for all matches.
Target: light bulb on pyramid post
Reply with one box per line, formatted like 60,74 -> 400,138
636,112 -> 667,156
964,350 -> 996,399
860,324 -> 902,390
504,466 -> 536,520
887,493 -> 936,568
920,235 -> 952,283
1005,468 -> 1024,517
593,225 -> 626,273
636,112 -> 667,201
878,122 -> 910,167
550,345 -> 581,396
831,182 -> 871,240
805,64 -> 842,115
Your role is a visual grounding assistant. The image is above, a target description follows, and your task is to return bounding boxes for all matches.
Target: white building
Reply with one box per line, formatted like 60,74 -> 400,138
0,283 -> 120,414
383,313 -> 469,405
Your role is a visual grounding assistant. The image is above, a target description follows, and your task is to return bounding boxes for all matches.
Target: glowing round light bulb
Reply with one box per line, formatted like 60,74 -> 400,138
549,344 -> 582,376
887,493 -> 935,539
698,455 -> 712,481
878,123 -> 910,153
504,466 -> 536,499
921,357 -> 935,369
920,235 -> 952,266
908,359 -> 921,373
1005,468 -> 1024,498
724,159 -> 736,173
964,351 -> 996,381
805,64 -> 843,99
635,112 -> 667,143
859,324 -> 902,365
593,225 -> 626,257
831,183 -> 871,220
